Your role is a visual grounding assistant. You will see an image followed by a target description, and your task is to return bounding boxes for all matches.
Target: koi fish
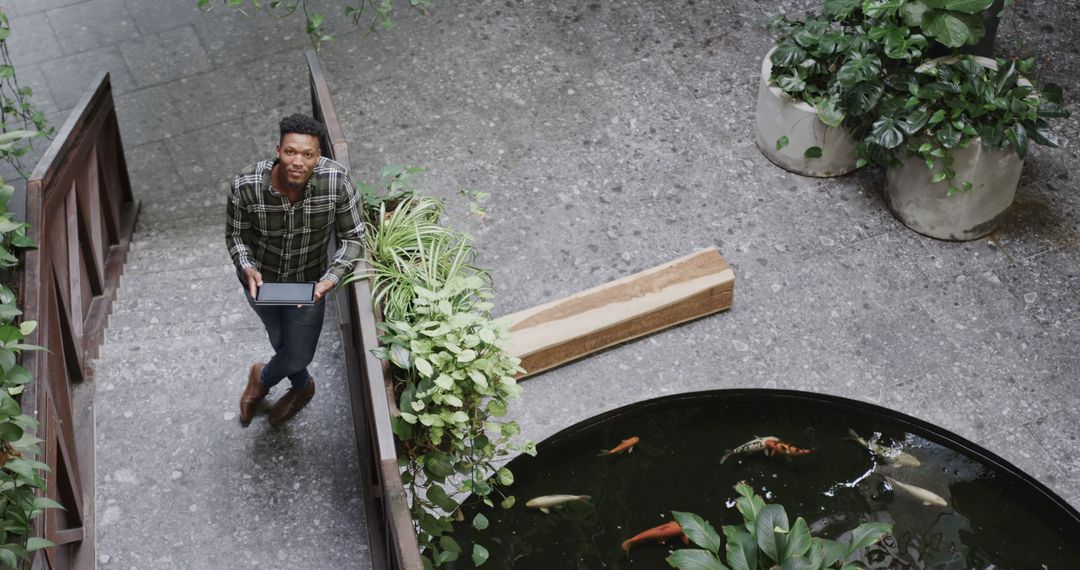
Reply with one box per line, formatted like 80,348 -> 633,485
621,520 -> 688,552
848,429 -> 921,467
884,476 -> 948,507
720,435 -> 779,464
526,494 -> 590,514
599,436 -> 640,456
764,438 -> 812,457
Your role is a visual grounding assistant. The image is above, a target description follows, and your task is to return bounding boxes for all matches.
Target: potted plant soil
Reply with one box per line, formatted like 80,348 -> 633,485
859,55 -> 1070,240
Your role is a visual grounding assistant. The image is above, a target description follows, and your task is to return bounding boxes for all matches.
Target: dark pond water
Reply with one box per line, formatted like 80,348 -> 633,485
449,390 -> 1080,569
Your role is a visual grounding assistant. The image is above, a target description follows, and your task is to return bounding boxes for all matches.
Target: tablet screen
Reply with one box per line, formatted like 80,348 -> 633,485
255,282 -> 316,305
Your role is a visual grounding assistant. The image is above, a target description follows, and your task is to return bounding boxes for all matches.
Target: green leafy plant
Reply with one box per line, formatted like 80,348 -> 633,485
0,10 -> 52,177
0,166 -> 60,568
859,55 -> 1069,194
196,0 -> 432,50
341,171 -> 532,568
667,482 -> 892,570
826,0 -> 1002,50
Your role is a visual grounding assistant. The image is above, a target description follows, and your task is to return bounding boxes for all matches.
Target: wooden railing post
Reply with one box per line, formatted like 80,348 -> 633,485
18,72 -> 139,570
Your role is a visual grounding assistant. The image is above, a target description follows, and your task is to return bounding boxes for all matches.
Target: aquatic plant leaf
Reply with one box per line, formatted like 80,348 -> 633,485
665,549 -> 729,570
723,526 -> 758,570
734,483 -> 764,532
820,538 -> 846,567
472,513 -> 489,531
674,511 -> 722,554
779,557 -> 811,570
755,505 -> 790,562
786,517 -> 812,558
844,522 -> 892,559
471,543 -> 489,566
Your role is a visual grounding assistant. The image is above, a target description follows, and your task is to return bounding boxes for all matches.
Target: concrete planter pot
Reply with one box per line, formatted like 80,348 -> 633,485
884,141 -> 1023,240
884,56 -> 1030,241
754,47 -> 859,177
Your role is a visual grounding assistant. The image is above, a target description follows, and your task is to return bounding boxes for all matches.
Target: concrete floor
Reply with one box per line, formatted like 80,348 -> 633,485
3,0 -> 1077,567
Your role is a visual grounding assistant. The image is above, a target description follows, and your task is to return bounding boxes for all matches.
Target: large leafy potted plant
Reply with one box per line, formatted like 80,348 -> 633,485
754,0 -> 1007,177
859,55 -> 1069,240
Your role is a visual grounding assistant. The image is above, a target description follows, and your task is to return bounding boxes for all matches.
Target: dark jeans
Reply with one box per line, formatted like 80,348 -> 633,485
245,293 -> 326,390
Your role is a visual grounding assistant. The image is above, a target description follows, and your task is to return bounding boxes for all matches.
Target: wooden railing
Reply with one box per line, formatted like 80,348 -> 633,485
306,51 -> 423,570
19,73 -> 138,570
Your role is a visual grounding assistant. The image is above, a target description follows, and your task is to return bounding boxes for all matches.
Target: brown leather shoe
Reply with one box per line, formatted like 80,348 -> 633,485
240,363 -> 269,426
269,379 -> 316,426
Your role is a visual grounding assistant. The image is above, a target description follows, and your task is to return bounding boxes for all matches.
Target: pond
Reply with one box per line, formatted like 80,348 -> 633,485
450,390 -> 1079,569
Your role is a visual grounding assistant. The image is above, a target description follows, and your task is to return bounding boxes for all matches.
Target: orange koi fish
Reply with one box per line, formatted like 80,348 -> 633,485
621,520 -> 688,552
599,436 -> 640,456
764,439 -> 812,457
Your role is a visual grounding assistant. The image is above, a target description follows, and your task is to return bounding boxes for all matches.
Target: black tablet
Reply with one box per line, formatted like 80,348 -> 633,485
255,282 -> 316,306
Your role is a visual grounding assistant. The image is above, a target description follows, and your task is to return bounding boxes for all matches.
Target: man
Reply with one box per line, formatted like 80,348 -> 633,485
226,114 -> 364,426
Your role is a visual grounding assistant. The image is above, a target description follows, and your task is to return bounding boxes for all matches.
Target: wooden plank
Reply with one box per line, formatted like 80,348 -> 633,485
502,247 -> 735,378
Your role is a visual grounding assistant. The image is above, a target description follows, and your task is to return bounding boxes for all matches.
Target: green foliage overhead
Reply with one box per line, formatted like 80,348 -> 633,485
667,483 -> 893,570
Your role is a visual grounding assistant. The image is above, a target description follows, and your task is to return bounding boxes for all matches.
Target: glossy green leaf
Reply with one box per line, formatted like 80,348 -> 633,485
844,522 -> 893,558
786,517 -> 812,558
824,0 -> 861,18
869,116 -> 905,149
776,136 -> 790,151
804,146 -> 823,158
1006,121 -> 1029,159
815,97 -> 845,128
755,504 -> 790,562
922,10 -> 984,47
770,43 -> 807,68
25,537 -> 53,552
724,526 -> 758,570
426,484 -> 458,511
673,511 -> 722,553
900,1 -> 930,27
473,513 -> 489,530
1029,118 -> 1059,147
944,0 -> 994,13
666,550 -> 729,570
779,558 -> 811,570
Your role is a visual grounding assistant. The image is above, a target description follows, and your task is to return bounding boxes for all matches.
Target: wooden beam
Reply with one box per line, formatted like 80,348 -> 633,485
502,247 -> 735,379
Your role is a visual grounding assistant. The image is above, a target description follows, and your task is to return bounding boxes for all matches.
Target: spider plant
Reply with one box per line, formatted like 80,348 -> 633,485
348,195 -> 488,322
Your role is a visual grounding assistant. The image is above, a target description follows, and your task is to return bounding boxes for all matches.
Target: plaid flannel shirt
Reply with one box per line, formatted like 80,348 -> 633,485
226,157 -> 364,286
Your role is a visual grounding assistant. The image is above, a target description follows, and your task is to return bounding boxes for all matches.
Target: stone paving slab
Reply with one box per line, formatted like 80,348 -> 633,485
48,0 -> 138,55
119,26 -> 213,89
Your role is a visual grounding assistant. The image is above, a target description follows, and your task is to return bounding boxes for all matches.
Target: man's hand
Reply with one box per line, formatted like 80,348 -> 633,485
244,266 -> 263,299
312,279 -> 335,303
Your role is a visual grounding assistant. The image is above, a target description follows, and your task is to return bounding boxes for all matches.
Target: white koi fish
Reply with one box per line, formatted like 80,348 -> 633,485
848,429 -> 921,467
525,494 -> 590,514
720,436 -> 779,464
884,476 -> 948,507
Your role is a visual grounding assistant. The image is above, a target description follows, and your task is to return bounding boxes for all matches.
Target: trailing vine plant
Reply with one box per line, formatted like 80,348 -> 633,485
0,134 -> 60,568
667,482 -> 893,570
196,0 -> 432,50
341,168 -> 533,568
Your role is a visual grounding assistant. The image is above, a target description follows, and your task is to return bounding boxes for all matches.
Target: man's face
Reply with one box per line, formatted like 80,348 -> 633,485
275,133 -> 321,189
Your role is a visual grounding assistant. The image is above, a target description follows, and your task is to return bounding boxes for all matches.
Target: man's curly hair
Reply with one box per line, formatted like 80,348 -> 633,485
279,113 -> 327,146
